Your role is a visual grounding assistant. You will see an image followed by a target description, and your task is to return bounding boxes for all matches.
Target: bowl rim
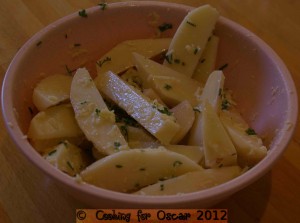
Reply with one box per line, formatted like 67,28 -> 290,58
1,0 -> 298,206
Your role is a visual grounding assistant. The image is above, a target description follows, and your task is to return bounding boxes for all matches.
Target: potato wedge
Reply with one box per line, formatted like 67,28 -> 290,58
187,70 -> 225,146
27,104 -> 83,153
95,71 -> 180,145
202,101 -> 237,168
163,5 -> 219,76
33,74 -> 72,111
133,52 -> 202,107
44,141 -> 91,176
170,100 -> 195,144
134,166 -> 241,195
193,35 -> 219,84
220,109 -> 267,166
70,68 -> 129,155
80,147 -> 202,192
96,38 -> 171,75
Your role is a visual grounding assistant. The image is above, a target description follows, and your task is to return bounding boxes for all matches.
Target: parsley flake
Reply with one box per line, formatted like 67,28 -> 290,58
173,160 -> 183,167
158,23 -> 173,32
164,84 -> 172,90
218,63 -> 228,70
98,3 -> 108,10
186,20 -> 196,27
96,57 -> 111,67
246,128 -> 257,135
78,9 -> 88,18
115,164 -> 123,168
48,150 -> 57,156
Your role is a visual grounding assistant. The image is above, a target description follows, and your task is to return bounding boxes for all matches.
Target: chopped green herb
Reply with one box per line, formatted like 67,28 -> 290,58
173,160 -> 183,167
120,125 -> 128,141
139,168 -> 146,171
96,57 -> 111,67
164,84 -> 172,90
98,3 -> 108,10
160,184 -> 164,191
218,63 -> 228,70
48,150 -> 57,156
200,58 -> 206,63
74,43 -> 81,47
194,47 -> 200,55
193,108 -> 201,113
65,34 -> 68,39
158,23 -> 173,32
174,58 -> 181,64
221,99 -> 230,110
65,65 -> 75,75
186,20 -> 196,27
36,41 -> 42,47
115,164 -> 123,168
59,140 -> 68,147
114,141 -> 121,150
218,88 -> 223,97
78,9 -> 88,17
165,53 -> 173,64
80,101 -> 88,105
157,106 -> 172,116
95,108 -> 101,116
67,161 -> 74,171
246,128 -> 256,135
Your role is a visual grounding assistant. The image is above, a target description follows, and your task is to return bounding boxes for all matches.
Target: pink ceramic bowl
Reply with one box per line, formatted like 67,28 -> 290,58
1,1 -> 298,208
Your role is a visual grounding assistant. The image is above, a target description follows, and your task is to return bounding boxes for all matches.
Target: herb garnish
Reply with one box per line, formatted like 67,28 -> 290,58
200,58 -> 206,63
36,41 -> 42,47
78,9 -> 88,18
115,164 -> 123,168
164,84 -> 172,90
65,65 -> 76,75
60,140 -> 68,147
218,63 -> 228,70
67,161 -> 74,171
96,57 -> 111,67
74,43 -> 81,47
165,52 -> 173,64
95,108 -> 101,116
221,99 -> 230,110
157,106 -> 172,116
48,150 -> 57,156
173,160 -> 183,167
139,168 -> 146,171
193,108 -> 201,113
120,125 -> 128,141
158,23 -> 173,32
114,141 -> 121,150
246,128 -> 256,135
98,3 -> 107,10
160,184 -> 165,191
186,20 -> 196,27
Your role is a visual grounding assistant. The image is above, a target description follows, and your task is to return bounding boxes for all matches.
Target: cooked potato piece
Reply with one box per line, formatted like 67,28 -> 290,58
44,141 -> 91,176
95,71 -> 180,145
188,71 -> 225,146
164,145 -> 204,164
33,74 -> 72,111
117,124 -> 160,149
96,38 -> 171,75
170,100 -> 195,144
121,68 -> 143,90
220,109 -> 267,166
163,5 -> 219,76
27,104 -> 83,153
134,166 -> 241,195
80,147 -> 202,192
202,101 -> 237,168
70,68 -> 129,155
193,35 -> 219,84
133,53 -> 202,107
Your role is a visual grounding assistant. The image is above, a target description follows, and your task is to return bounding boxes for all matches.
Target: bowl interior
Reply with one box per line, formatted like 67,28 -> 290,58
2,1 -> 298,207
